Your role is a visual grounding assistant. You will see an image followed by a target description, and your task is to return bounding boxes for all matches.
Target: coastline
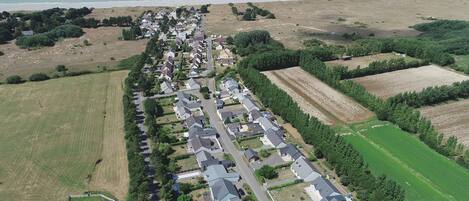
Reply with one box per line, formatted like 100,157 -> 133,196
0,0 -> 290,12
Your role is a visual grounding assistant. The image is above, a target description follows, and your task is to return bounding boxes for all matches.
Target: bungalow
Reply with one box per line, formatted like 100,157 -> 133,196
160,81 -> 173,94
188,135 -> 220,153
291,156 -> 321,182
279,144 -> 302,162
258,117 -> 279,131
186,78 -> 201,90
185,115 -> 205,129
203,164 -> 240,185
261,129 -> 287,148
244,148 -> 259,162
241,98 -> 259,112
305,176 -> 349,201
210,178 -> 241,201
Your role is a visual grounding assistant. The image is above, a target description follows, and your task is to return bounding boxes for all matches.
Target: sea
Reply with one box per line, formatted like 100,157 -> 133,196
0,0 -> 285,11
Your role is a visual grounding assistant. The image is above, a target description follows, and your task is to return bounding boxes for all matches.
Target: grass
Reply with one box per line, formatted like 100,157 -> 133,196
189,187 -> 208,201
156,114 -> 180,124
176,155 -> 199,172
239,137 -> 264,149
160,122 -> 186,133
344,121 -> 469,201
265,167 -> 296,183
157,96 -> 175,106
162,105 -> 175,115
170,144 -> 189,157
269,182 -> 310,201
0,71 -> 129,201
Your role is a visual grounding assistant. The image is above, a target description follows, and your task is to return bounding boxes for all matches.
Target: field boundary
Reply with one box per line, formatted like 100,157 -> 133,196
69,193 -> 116,201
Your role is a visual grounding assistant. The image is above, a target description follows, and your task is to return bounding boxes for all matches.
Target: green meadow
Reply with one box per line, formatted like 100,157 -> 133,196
344,121 -> 469,201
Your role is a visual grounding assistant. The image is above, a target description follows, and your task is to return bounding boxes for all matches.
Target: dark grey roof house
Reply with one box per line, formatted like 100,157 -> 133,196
185,115 -> 205,129
306,176 -> 348,201
263,129 -> 286,148
279,144 -> 302,161
210,178 -> 240,201
244,148 -> 259,162
291,156 -> 321,182
188,135 -> 218,153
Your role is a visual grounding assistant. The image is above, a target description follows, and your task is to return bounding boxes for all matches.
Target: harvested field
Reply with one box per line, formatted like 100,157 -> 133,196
0,27 -> 147,80
352,65 -> 469,99
325,53 -> 413,70
0,71 -> 129,201
205,0 -> 469,49
263,67 -> 373,125
419,99 -> 469,146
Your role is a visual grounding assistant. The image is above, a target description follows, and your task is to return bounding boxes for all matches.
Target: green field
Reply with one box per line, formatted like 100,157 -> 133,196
0,71 -> 129,201
344,121 -> 469,201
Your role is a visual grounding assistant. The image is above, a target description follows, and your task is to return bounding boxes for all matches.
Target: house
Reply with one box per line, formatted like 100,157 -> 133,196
189,70 -> 199,78
188,135 -> 220,153
237,123 -> 264,137
186,78 -> 201,90
218,111 -> 234,123
291,156 -> 321,182
248,109 -> 263,123
185,115 -> 205,129
261,129 -> 287,148
226,123 -> 240,136
174,95 -> 201,120
195,150 -> 215,168
203,164 -> 240,185
279,144 -> 302,161
175,104 -> 191,120
187,126 -> 217,138
258,117 -> 279,131
210,178 -> 240,201
305,176 -> 349,201
217,48 -> 235,66
160,81 -> 173,94
244,148 -> 259,162
223,78 -> 239,94
216,99 -> 224,109
241,98 -> 259,112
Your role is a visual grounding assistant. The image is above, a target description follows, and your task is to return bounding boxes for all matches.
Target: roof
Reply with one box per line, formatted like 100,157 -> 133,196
188,78 -> 200,89
264,129 -> 285,147
259,117 -> 278,131
279,144 -> 302,160
244,148 -> 259,160
291,156 -> 320,182
249,109 -> 263,122
177,91 -> 192,102
185,115 -> 205,128
220,111 -> 234,122
211,178 -> 240,201
223,78 -> 239,91
189,135 -> 215,152
241,98 -> 258,112
195,150 -> 214,163
204,164 -> 240,185
160,81 -> 173,93
188,126 -> 217,138
311,176 -> 347,201
227,123 -> 240,134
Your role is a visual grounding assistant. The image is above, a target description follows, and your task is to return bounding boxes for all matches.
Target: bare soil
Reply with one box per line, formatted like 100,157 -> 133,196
352,65 -> 469,99
204,0 -> 469,49
0,27 -> 147,80
263,67 -> 373,125
419,99 -> 469,146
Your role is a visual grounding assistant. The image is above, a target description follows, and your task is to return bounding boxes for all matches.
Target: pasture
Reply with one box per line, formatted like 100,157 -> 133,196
325,53 -> 410,70
0,71 -> 129,201
344,121 -> 469,201
419,99 -> 469,146
263,67 -> 373,125
352,65 -> 469,99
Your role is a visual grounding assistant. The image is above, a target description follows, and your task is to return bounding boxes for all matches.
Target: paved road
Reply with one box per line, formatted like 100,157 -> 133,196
133,91 -> 159,201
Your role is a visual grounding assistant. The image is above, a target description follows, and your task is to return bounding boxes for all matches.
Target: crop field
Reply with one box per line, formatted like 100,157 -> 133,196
0,27 -> 147,80
263,67 -> 373,125
419,99 -> 469,146
325,53 -> 416,70
344,121 -> 469,201
0,71 -> 129,201
352,65 -> 469,99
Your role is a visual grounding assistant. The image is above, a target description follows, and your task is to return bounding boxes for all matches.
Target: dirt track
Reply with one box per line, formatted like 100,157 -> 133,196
419,99 -> 469,147
263,67 -> 373,125
352,65 -> 469,99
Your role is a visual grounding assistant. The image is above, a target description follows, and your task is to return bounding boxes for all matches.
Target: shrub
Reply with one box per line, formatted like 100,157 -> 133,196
255,165 -> 278,180
29,73 -> 50,81
6,75 -> 23,84
0,50 -> 4,56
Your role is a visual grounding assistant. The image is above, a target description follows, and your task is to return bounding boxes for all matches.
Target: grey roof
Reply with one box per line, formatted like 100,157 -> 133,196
189,135 -> 215,152
241,98 -> 258,112
160,81 -> 173,94
259,117 -> 278,131
279,144 -> 302,160
176,98 -> 200,111
185,115 -> 205,128
291,156 -> 320,182
311,176 -> 347,201
196,150 -> 214,163
226,123 -> 240,135
177,91 -> 192,103
220,111 -> 234,122
211,178 -> 240,201
204,164 -> 240,185
249,109 -> 263,122
223,78 -> 239,91
264,129 -> 285,147
188,78 -> 200,89
175,102 -> 191,117
238,123 -> 264,137
188,126 -> 217,138
244,148 -> 259,160
21,30 -> 34,36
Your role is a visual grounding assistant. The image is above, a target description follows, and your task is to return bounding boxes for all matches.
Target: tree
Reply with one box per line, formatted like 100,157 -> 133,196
29,73 -> 50,81
200,4 -> 210,13
0,50 -> 4,56
6,75 -> 23,84
255,165 -> 277,179
56,65 -> 68,75
177,194 -> 193,201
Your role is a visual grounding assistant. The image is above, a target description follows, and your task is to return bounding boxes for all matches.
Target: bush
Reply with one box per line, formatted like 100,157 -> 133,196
29,73 -> 50,81
6,75 -> 23,84
16,25 -> 84,48
0,51 -> 4,56
255,165 -> 278,180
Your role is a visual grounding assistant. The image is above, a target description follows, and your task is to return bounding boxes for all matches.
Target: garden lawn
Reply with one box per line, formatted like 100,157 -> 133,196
239,137 -> 264,149
344,123 -> 469,201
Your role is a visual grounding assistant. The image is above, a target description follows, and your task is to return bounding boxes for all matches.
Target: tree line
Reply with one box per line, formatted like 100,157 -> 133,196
298,51 -> 469,167
237,63 -> 405,201
233,30 -> 285,56
388,80 -> 469,108
15,24 -> 84,48
340,58 -> 429,79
